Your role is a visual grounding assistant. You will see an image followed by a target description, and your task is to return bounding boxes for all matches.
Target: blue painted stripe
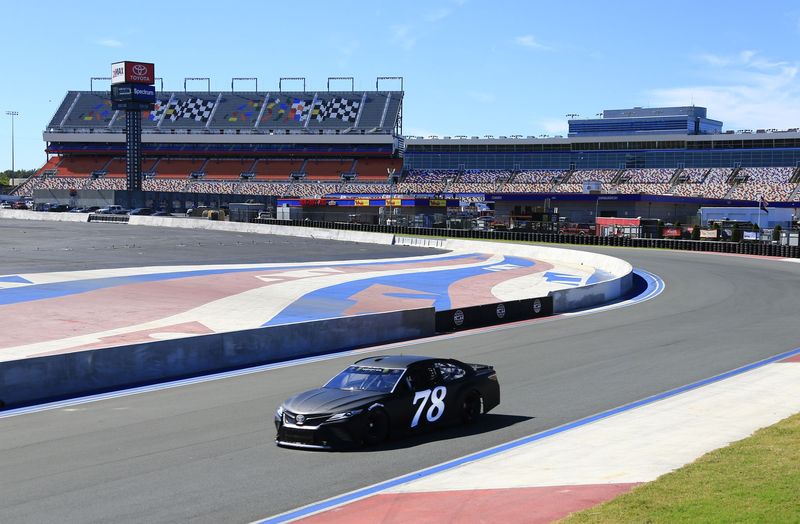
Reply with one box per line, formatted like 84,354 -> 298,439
0,275 -> 31,284
264,255 -> 535,326
258,341 -> 800,523
0,253 -> 479,306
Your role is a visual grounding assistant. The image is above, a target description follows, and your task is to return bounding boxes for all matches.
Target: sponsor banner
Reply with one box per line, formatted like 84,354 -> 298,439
662,227 -> 682,238
434,296 -> 553,332
386,198 -> 402,207
111,61 -> 155,85
429,199 -> 446,207
743,231 -> 760,241
354,199 -> 370,207
700,229 -> 719,239
299,198 -> 329,206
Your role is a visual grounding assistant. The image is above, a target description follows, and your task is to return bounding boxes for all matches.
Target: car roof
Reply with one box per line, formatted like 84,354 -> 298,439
353,355 -> 434,369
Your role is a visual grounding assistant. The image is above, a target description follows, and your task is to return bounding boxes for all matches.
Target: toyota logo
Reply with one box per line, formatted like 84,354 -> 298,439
496,304 -> 506,319
295,414 -> 305,425
132,64 -> 148,76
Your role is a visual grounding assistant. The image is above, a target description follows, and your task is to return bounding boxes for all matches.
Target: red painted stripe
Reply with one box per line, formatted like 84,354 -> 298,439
296,483 -> 640,523
780,354 -> 800,363
448,258 -> 554,308
0,255 -> 493,352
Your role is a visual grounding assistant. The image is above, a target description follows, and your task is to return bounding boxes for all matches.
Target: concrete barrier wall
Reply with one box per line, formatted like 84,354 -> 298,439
0,209 -> 89,222
128,215 -> 396,245
0,308 -> 434,408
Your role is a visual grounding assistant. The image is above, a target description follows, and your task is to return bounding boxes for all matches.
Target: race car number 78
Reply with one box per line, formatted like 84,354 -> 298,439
411,386 -> 447,427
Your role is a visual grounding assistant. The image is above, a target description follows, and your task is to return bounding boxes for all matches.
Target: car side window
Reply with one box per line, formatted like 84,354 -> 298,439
405,365 -> 437,391
434,362 -> 466,382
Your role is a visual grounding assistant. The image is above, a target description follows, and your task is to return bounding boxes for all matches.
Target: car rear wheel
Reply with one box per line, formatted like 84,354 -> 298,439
364,409 -> 389,445
461,391 -> 483,424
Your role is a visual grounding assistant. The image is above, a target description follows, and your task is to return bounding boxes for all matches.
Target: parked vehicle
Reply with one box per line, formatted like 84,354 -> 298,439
95,205 -> 127,215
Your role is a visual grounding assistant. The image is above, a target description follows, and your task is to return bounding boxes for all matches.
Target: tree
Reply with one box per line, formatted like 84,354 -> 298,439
773,224 -> 783,242
732,223 -> 742,242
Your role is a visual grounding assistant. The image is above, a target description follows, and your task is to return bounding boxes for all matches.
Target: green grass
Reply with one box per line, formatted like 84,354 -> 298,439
560,413 -> 800,523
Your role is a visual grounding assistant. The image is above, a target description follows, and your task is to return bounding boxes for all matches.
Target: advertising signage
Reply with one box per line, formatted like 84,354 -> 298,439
111,84 -> 156,102
111,83 -> 155,110
111,61 -> 155,85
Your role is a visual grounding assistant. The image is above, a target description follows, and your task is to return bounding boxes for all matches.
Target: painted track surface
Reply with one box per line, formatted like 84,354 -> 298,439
1,227 -> 799,522
0,251 -> 592,361
0,219 -> 595,360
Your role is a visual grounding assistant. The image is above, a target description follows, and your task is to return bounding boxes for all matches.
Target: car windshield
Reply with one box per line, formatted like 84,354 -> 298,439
324,366 -> 404,393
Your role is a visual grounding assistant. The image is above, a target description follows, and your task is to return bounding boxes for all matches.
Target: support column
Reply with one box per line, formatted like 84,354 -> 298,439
125,110 -> 142,191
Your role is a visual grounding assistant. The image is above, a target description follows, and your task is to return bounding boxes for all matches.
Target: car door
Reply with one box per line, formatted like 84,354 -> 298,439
432,360 -> 472,423
403,363 -> 450,432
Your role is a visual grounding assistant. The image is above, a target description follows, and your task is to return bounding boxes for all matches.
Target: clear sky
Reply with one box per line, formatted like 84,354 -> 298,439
2,0 -> 800,171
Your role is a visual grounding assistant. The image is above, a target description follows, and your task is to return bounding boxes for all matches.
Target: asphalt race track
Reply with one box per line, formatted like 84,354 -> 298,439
1,221 -> 799,523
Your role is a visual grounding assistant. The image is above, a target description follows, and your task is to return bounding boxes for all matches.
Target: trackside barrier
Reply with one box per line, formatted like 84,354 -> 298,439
2,211 -> 797,257
0,308 -> 434,409
436,296 -> 554,332
88,214 -> 130,224
0,209 -> 89,222
249,218 -> 800,258
128,215 -> 395,245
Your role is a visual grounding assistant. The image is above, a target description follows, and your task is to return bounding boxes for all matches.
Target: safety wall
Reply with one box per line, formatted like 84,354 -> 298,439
0,308 -> 434,409
0,209 -> 89,222
128,215 -> 396,245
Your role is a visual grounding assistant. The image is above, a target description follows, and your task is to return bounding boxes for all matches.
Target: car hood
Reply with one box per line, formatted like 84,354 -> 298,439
283,388 -> 389,414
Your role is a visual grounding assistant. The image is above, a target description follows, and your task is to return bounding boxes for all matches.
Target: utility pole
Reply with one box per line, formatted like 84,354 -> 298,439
5,111 -> 18,177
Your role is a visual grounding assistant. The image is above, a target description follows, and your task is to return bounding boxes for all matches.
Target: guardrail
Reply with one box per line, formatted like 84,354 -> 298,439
252,218 -> 800,258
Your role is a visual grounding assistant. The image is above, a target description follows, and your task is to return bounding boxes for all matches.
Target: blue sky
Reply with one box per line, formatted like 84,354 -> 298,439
2,0 -> 800,170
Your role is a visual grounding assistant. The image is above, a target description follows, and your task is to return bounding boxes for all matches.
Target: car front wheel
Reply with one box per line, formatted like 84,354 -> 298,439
363,408 -> 390,445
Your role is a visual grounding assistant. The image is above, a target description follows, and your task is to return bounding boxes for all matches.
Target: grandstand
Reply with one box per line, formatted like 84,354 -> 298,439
16,82 -> 404,202
15,91 -> 800,205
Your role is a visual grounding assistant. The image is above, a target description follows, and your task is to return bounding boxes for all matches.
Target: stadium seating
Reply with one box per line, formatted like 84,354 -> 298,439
153,159 -> 207,178
50,90 -> 403,133
16,160 -> 800,203
305,159 -> 354,181
353,158 -> 402,181
253,159 -> 306,180
203,159 -> 257,180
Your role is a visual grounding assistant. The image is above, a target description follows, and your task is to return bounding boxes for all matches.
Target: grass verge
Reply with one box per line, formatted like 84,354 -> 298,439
561,412 -> 800,523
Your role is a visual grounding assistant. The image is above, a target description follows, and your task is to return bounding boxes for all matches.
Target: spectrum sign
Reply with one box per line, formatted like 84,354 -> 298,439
111,61 -> 155,85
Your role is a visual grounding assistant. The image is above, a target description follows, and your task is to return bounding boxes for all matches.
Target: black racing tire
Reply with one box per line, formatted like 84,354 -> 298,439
461,391 -> 483,424
363,408 -> 390,446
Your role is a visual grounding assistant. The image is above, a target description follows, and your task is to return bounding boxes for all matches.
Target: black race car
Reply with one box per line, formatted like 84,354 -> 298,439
275,355 -> 500,450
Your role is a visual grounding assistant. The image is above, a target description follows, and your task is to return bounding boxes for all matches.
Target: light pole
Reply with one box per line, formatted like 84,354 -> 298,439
5,111 -> 18,178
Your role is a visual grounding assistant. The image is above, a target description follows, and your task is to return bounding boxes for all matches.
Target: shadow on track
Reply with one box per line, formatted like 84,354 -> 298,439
341,413 -> 533,453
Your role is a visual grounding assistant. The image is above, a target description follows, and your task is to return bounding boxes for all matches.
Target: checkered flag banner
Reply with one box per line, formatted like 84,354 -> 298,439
306,100 -> 326,121
148,99 -> 175,121
317,97 -> 360,122
170,97 -> 215,122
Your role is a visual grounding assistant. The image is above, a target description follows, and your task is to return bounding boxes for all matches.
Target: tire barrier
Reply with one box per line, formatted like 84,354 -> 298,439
251,218 -> 800,259
435,296 -> 554,333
